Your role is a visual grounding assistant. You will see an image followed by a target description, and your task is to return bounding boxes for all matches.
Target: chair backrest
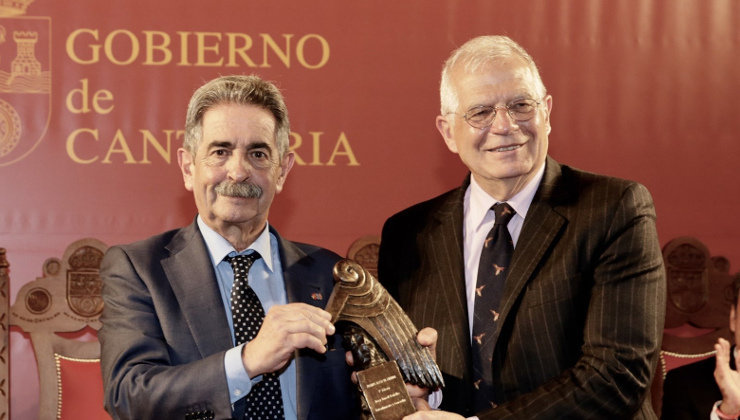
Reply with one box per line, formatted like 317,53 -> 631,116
346,235 -> 381,278
9,238 -> 111,420
1,248 -> 9,420
652,236 -> 737,417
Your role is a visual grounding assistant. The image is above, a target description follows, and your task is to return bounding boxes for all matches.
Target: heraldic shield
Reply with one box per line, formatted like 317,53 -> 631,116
0,11 -> 51,167
665,240 -> 710,315
10,238 -> 108,332
66,245 -> 105,317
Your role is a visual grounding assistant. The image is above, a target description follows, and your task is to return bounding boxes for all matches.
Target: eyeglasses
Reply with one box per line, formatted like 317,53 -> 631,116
455,99 -> 542,129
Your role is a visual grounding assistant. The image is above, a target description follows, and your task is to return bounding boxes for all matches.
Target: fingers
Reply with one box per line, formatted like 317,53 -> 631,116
417,327 -> 438,361
412,396 -> 431,411
406,383 -> 428,399
242,303 -> 337,376
715,337 -> 740,414
266,303 -> 335,337
403,410 -> 464,420
716,337 -> 732,371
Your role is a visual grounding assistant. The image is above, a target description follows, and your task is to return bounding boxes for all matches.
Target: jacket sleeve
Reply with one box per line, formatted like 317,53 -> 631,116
484,182 -> 666,419
99,246 -> 233,420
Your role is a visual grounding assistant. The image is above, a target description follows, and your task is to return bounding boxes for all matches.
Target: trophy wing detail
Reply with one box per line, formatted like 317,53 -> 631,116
325,258 -> 445,390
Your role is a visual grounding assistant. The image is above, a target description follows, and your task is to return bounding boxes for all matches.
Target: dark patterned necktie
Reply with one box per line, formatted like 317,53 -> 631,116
471,202 -> 515,411
224,253 -> 285,420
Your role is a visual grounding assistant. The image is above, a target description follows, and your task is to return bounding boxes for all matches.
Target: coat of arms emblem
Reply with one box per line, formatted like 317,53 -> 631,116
0,0 -> 50,167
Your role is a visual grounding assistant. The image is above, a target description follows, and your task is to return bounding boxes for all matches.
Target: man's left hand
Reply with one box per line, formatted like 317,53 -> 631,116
402,410 -> 465,420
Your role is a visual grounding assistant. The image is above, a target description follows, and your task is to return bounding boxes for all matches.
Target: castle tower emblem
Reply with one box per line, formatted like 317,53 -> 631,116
0,0 -> 51,166
11,31 -> 40,77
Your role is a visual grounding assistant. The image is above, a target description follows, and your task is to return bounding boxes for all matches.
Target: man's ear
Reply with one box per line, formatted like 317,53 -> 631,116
731,305 -> 737,334
544,94 -> 553,135
275,151 -> 295,194
436,115 -> 459,153
177,148 -> 195,192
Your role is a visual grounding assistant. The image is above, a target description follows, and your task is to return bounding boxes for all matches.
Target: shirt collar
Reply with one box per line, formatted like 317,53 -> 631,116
196,215 -> 275,273
468,163 -> 545,229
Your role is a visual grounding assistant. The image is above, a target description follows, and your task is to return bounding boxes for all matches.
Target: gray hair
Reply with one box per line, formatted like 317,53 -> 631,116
184,75 -> 290,156
439,35 -> 547,114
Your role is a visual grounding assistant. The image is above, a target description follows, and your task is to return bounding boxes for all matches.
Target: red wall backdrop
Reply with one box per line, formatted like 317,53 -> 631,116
1,0 -> 738,418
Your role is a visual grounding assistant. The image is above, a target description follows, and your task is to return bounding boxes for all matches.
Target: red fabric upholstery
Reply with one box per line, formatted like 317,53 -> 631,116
55,355 -> 110,420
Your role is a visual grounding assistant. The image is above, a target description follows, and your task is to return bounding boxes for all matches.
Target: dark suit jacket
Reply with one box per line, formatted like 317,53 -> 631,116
661,353 -> 731,420
378,156 -> 666,419
99,221 -> 359,420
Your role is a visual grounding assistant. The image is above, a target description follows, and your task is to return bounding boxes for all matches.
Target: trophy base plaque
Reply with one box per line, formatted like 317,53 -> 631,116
357,361 -> 415,420
325,259 -> 445,419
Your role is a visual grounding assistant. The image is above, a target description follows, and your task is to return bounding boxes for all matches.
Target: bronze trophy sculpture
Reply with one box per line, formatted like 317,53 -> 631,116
325,259 -> 445,419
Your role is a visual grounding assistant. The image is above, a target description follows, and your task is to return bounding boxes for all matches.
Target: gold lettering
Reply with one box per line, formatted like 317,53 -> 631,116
309,131 -> 322,166
102,129 -> 137,164
66,128 -> 99,164
176,31 -> 192,66
326,132 -> 359,166
289,132 -> 306,165
65,28 -> 330,69
65,78 -> 90,114
194,32 -> 223,66
143,30 -> 173,65
289,131 -> 358,166
66,128 -> 353,167
225,33 -> 256,67
140,129 -> 183,164
261,34 -> 292,68
296,34 -> 330,69
66,28 -> 100,65
92,89 -> 114,114
104,29 -> 139,66
65,79 -> 114,114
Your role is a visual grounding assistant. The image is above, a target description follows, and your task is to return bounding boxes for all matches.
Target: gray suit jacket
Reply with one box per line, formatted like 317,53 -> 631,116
378,157 -> 666,419
99,221 -> 359,420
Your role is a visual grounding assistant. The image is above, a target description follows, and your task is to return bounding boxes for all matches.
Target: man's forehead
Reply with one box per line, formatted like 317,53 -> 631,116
455,72 -> 539,107
200,105 -> 277,141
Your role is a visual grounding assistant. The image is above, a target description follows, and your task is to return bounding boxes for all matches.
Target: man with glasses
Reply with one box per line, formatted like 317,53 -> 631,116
378,36 -> 666,419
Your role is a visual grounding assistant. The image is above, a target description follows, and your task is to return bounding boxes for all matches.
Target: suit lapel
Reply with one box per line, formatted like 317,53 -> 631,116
162,221 -> 233,357
422,184 -> 473,381
496,157 -> 567,338
277,232 -> 324,306
273,230 -> 326,420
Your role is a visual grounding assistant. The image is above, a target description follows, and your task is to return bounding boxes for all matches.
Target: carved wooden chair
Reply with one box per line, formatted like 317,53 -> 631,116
1,248 -> 9,420
346,235 -> 381,278
8,238 -> 111,420
652,236 -> 737,417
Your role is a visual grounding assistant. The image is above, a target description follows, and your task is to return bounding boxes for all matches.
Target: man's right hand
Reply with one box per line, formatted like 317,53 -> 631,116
715,337 -> 740,415
241,302 -> 335,377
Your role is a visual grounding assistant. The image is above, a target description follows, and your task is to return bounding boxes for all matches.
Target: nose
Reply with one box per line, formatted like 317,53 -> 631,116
488,106 -> 517,134
226,152 -> 250,182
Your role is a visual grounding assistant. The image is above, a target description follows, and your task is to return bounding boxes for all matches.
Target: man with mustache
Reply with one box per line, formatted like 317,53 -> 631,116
99,75 -> 360,420
379,36 -> 666,419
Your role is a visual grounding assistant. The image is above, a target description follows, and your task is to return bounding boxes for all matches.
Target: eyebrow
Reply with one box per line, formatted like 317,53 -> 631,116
206,140 -> 234,150
246,141 -> 272,152
206,140 -> 273,152
467,95 -> 537,110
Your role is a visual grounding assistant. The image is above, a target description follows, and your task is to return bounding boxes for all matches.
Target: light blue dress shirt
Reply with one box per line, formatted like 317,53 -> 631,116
197,216 -> 298,419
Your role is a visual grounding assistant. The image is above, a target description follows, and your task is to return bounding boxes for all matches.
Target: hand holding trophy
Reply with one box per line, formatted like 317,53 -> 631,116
326,259 -> 445,420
